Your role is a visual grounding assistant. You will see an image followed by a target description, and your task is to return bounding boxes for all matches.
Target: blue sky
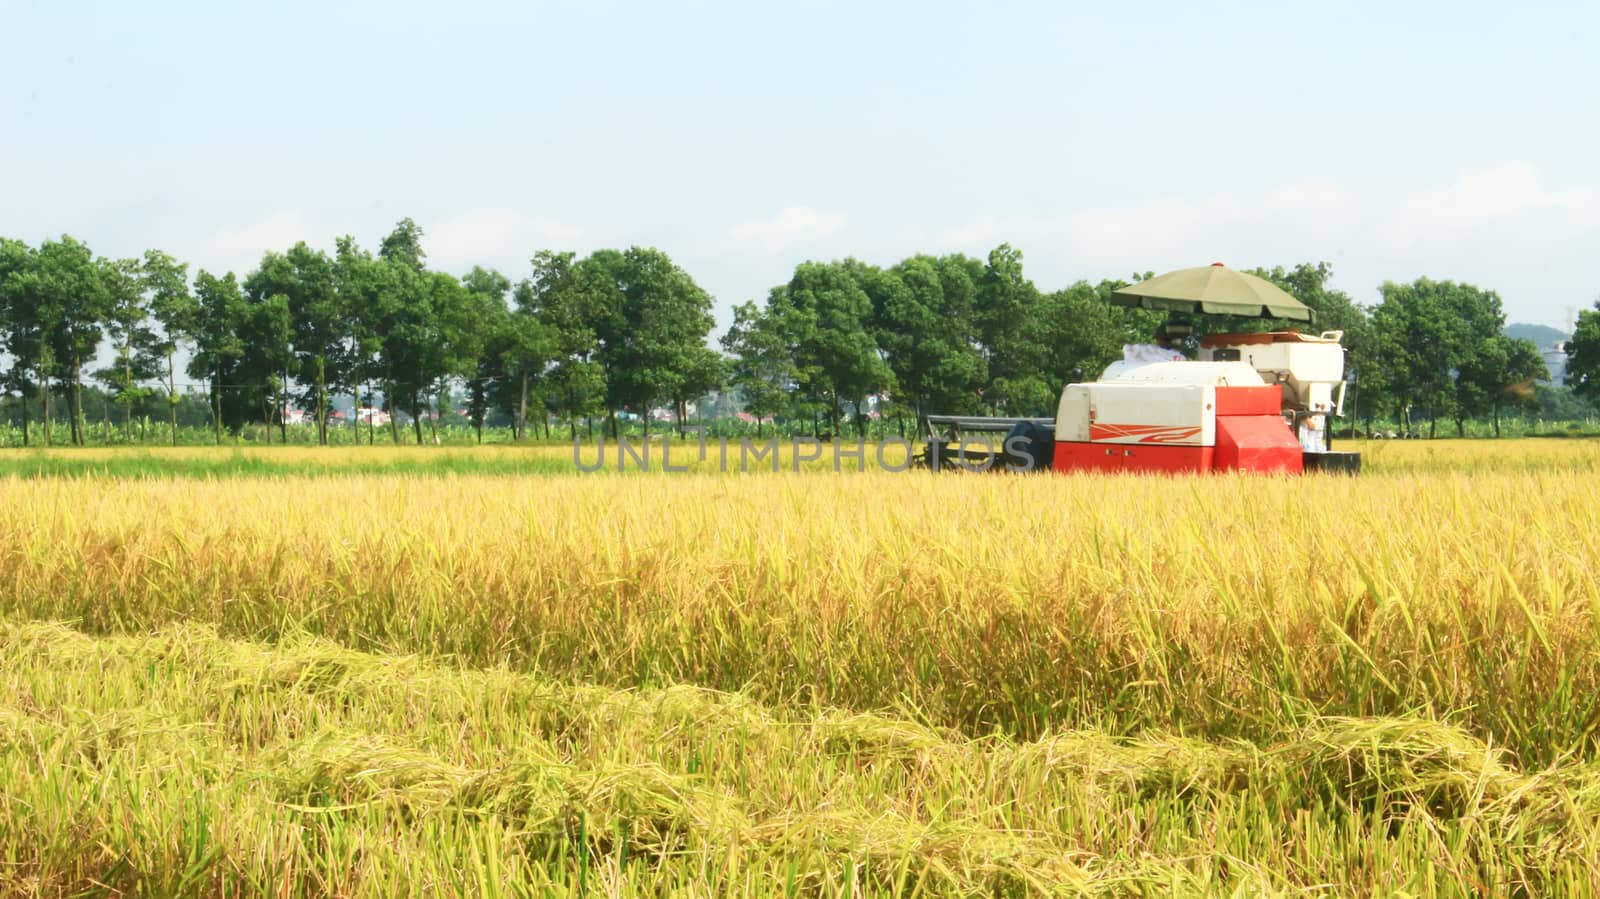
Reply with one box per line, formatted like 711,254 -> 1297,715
3,0 -> 1596,331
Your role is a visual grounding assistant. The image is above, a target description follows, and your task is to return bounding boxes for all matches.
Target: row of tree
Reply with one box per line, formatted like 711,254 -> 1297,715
0,218 -> 1580,446
724,252 -> 1559,438
0,221 -> 719,445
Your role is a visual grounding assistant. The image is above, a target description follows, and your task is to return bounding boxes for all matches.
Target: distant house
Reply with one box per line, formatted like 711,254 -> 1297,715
282,408 -> 311,425
355,407 -> 391,426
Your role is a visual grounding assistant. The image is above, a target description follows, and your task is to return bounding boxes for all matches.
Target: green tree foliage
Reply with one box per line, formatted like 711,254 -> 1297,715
38,237 -> 111,445
0,222 -> 1581,444
576,247 -> 718,437
459,266 -> 515,442
867,254 -> 989,428
423,271 -> 481,442
332,236 -> 388,444
378,217 -> 427,272
0,238 -> 43,444
975,245 -> 1054,416
1487,337 -> 1549,436
1565,305 -> 1600,405
238,294 -> 294,442
246,243 -> 344,443
773,260 -> 891,436
1038,281 -> 1124,391
720,300 -> 793,435
187,270 -> 247,443
1535,383 -> 1596,421
372,221 -> 445,444
142,250 -> 196,445
95,256 -> 159,437
515,252 -> 592,438
1372,278 -> 1509,437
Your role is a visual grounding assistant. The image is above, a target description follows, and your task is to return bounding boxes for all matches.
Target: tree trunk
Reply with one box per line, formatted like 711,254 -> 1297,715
167,348 -> 179,446
1493,400 -> 1502,438
412,400 -> 423,445
122,348 -> 133,439
518,373 -> 529,442
19,381 -> 29,446
387,377 -> 400,444
278,372 -> 288,444
39,357 -> 52,447
70,357 -> 85,446
213,365 -> 223,445
262,388 -> 273,445
316,357 -> 327,446
363,377 -> 374,446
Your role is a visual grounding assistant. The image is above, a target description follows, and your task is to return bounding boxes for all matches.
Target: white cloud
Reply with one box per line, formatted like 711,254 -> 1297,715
427,209 -> 584,267
929,166 -> 1584,272
935,178 -> 1356,268
1266,178 -> 1353,214
728,206 -> 847,254
927,165 -> 1599,325
170,209 -> 327,277
210,210 -> 312,257
1384,162 -> 1598,248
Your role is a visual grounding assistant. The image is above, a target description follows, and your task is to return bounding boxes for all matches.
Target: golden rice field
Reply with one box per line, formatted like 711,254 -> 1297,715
3,438 -> 1600,896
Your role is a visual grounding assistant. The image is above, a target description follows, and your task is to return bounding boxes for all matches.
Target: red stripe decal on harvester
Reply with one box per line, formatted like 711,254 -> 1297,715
1089,424 -> 1203,444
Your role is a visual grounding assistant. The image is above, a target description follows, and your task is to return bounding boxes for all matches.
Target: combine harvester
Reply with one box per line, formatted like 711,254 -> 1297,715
919,263 -> 1360,474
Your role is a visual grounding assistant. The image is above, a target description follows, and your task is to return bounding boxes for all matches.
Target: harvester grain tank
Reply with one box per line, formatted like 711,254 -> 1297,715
919,263 -> 1360,474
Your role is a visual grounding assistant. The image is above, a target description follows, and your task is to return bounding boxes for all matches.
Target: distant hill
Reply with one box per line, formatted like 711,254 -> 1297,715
1506,322 -> 1570,384
1506,322 -> 1567,346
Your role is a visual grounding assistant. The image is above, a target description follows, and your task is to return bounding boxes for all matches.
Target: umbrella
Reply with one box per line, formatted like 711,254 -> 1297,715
1110,263 -> 1315,323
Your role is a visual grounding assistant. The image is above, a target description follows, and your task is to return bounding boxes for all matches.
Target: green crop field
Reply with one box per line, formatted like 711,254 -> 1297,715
3,439 -> 1599,896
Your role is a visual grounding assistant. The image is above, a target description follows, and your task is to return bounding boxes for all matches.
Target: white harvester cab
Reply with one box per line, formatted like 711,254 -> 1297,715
1056,361 -> 1266,446
1196,330 -> 1349,454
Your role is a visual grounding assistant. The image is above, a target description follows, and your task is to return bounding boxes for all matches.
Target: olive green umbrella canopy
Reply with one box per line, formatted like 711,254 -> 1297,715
1110,263 -> 1315,323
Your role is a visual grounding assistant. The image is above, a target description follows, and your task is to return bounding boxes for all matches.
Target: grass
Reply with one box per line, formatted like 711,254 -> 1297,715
2,439 -> 1599,895
0,447 -> 573,479
5,620 -> 1598,896
0,437 -> 905,479
3,435 -> 1600,479
4,467 -> 1600,760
